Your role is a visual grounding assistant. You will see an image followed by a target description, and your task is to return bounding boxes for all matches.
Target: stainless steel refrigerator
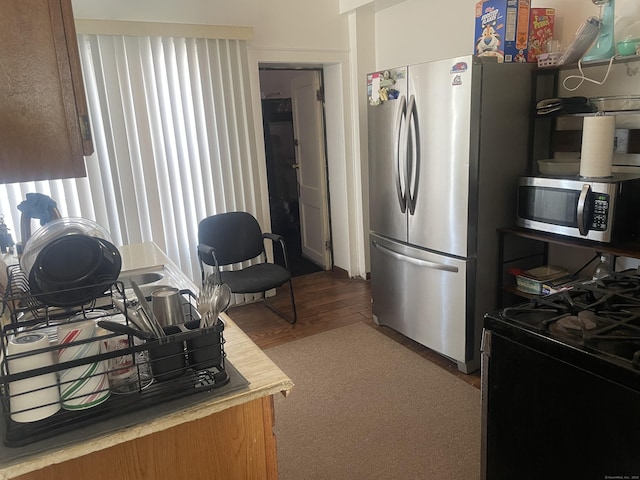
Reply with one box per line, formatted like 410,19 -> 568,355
367,55 -> 533,373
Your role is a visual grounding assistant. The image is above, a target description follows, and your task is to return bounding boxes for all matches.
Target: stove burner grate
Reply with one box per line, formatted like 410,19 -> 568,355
500,269 -> 640,370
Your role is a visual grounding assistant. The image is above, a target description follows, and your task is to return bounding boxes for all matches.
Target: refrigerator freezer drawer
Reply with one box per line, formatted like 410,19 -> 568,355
370,233 -> 472,364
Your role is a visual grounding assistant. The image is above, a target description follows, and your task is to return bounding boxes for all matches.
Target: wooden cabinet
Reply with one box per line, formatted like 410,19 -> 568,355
0,0 -> 93,184
13,396 -> 279,480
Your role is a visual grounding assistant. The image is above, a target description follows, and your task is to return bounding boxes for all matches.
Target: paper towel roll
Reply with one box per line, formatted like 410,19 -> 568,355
7,333 -> 61,423
580,115 -> 616,178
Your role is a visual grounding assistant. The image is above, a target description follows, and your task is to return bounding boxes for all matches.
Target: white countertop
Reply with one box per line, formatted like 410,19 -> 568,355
0,242 -> 294,479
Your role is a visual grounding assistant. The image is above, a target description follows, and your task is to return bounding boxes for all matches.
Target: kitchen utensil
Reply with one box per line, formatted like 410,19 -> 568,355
130,281 -> 165,339
97,320 -> 156,341
209,283 -> 231,328
151,286 -> 185,327
197,274 -> 216,328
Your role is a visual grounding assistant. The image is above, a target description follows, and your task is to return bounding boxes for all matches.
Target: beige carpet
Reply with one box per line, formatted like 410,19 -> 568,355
264,322 -> 481,480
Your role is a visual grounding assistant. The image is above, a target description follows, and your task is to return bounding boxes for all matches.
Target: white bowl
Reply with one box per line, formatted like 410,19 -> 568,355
538,158 -> 580,176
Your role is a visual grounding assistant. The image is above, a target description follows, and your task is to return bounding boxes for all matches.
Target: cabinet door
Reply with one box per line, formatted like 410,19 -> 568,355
0,0 -> 93,184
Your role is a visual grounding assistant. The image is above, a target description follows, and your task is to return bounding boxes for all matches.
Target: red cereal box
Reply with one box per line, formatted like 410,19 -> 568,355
527,8 -> 556,63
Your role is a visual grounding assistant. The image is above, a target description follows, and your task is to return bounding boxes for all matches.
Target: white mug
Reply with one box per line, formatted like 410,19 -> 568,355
7,332 -> 61,422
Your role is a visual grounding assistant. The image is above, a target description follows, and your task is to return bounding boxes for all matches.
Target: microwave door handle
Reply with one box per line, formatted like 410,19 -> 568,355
577,184 -> 591,236
372,240 -> 459,273
394,96 -> 407,213
407,95 -> 419,215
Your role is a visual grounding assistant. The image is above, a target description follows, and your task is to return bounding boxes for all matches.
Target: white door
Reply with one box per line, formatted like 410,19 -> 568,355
291,72 -> 331,268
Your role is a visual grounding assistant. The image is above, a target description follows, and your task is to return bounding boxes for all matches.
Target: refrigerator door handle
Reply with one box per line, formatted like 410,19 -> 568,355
372,240 -> 459,273
406,95 -> 420,215
394,95 -> 408,213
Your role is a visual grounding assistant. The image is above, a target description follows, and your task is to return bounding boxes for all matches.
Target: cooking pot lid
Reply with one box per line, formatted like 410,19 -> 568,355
35,235 -> 103,283
29,236 -> 121,307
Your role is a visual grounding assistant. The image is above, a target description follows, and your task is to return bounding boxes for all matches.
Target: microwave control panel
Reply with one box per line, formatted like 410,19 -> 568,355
590,193 -> 610,231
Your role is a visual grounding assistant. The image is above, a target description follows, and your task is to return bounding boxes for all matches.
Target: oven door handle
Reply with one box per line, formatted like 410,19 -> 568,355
577,184 -> 591,236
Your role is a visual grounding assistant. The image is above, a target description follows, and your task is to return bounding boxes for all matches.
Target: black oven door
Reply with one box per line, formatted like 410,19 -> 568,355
481,327 -> 640,480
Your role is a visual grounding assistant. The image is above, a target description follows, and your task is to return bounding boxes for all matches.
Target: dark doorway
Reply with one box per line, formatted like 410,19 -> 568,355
262,98 -> 322,277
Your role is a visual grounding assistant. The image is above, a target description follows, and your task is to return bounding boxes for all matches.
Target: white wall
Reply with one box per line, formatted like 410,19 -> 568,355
373,0 -> 640,69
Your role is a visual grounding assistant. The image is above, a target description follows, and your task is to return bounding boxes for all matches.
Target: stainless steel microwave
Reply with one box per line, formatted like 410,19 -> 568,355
516,174 -> 640,243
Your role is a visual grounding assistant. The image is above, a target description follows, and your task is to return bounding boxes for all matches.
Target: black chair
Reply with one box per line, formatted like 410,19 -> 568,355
197,211 -> 297,324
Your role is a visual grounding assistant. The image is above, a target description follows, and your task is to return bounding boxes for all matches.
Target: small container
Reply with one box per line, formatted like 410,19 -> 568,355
537,52 -> 563,68
592,254 -> 612,280
151,287 -> 185,327
184,319 -> 224,369
515,265 -> 568,295
590,95 -> 640,113
616,21 -> 640,57
103,333 -> 153,394
537,158 -> 580,176
148,325 -> 186,382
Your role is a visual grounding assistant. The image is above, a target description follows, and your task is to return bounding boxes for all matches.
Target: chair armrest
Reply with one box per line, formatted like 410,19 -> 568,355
197,243 -> 222,285
262,233 -> 291,270
197,243 -> 221,269
263,232 -> 283,242
197,243 -> 216,258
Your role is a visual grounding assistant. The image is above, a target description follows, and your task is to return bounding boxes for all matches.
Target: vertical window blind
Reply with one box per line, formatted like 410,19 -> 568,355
0,34 -> 264,285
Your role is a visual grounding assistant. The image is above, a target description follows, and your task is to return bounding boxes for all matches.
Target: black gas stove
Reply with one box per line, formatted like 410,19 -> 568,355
498,269 -> 640,373
482,269 -> 640,480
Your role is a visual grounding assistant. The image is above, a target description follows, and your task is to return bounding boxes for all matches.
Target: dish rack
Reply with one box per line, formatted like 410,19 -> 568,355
0,265 -> 229,447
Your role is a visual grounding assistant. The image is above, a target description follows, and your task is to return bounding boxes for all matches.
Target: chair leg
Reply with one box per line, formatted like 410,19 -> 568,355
263,279 -> 297,324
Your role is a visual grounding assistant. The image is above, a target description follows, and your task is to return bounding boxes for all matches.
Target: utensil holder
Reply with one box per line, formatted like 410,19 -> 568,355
148,325 -> 186,382
184,319 -> 224,369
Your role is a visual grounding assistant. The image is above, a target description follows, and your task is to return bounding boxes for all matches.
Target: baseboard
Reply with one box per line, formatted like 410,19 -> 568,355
331,266 -> 349,279
330,266 -> 370,281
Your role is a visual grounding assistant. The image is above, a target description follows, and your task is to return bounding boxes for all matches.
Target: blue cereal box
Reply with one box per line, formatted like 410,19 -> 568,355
475,0 -> 531,63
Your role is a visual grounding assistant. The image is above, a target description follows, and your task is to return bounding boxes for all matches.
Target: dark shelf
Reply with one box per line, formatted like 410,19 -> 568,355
498,225 -> 640,259
537,54 -> 640,72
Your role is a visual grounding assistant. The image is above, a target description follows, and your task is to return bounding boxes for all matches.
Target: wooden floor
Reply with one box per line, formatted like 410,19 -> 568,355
228,269 -> 481,389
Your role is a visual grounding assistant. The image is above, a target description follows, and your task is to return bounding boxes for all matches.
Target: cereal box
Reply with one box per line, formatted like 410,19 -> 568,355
527,8 -> 556,63
474,0 -> 531,63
